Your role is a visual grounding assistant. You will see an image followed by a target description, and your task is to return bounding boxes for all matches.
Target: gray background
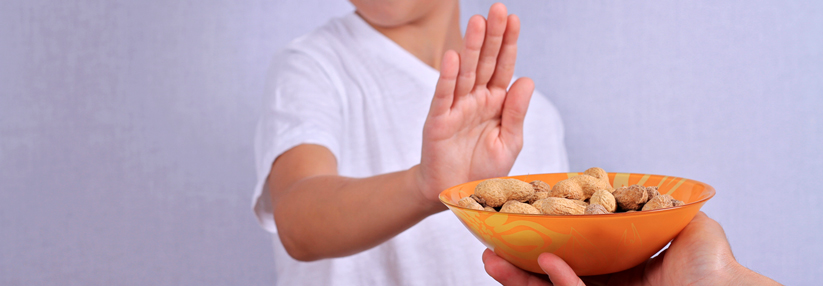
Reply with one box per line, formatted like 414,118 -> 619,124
1,0 -> 820,285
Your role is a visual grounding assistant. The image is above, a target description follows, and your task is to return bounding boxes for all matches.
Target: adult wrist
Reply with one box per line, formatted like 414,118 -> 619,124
729,263 -> 782,285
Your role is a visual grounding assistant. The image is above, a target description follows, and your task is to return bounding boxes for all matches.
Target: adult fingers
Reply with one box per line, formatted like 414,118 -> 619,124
453,15 -> 486,100
499,77 -> 533,152
675,212 -> 730,248
428,50 -> 460,116
474,2 -> 508,87
483,249 -> 553,286
672,211 -> 735,259
488,14 -> 521,90
537,253 -> 586,286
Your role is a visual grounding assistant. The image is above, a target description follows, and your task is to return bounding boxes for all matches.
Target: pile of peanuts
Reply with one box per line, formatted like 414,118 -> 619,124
457,167 -> 685,215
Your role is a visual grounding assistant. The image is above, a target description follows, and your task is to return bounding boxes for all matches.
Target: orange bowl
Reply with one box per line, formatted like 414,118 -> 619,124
439,172 -> 715,276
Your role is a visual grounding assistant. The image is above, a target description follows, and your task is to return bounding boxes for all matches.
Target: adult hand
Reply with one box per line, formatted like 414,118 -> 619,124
416,2 -> 534,202
482,212 -> 782,285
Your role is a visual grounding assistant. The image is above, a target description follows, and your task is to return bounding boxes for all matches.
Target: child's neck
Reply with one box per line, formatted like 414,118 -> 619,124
367,2 -> 462,71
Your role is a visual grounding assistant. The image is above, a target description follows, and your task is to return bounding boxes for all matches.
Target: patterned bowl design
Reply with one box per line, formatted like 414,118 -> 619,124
439,172 -> 715,276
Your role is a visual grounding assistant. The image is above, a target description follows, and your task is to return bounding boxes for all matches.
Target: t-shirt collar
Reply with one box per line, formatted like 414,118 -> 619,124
341,12 -> 440,88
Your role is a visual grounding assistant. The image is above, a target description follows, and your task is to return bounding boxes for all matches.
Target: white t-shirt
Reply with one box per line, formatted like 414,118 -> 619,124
253,12 -> 569,286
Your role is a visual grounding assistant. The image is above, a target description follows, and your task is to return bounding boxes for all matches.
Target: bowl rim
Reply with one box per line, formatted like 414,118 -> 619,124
438,172 -> 716,217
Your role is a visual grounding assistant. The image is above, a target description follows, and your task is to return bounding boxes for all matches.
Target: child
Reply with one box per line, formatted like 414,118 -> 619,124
253,1 -> 566,285
254,1 -> 783,285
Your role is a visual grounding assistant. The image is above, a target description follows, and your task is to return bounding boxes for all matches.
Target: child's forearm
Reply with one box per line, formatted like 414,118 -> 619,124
269,5 -> 530,261
271,165 -> 445,261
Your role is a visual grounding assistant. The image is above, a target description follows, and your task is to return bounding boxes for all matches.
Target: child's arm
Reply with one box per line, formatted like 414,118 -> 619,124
269,144 -> 441,261
270,4 -> 533,262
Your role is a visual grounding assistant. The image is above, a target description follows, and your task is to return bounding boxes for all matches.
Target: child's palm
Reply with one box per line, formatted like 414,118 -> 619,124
418,4 -> 535,201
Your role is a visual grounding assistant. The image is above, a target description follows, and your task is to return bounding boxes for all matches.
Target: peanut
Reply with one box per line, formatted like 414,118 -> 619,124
645,186 -> 660,199
500,200 -> 541,215
589,189 -> 616,213
532,191 -> 551,203
613,185 -> 648,211
642,194 -> 675,211
470,194 -> 486,206
530,180 -> 551,192
455,168 -> 690,216
528,180 -> 551,203
475,178 -> 535,207
551,174 -> 612,201
548,179 -> 585,200
532,197 -> 586,215
457,196 -> 484,211
583,167 -> 611,189
585,204 -> 609,214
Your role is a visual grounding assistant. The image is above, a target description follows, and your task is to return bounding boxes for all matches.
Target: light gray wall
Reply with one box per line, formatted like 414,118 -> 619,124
0,0 -> 352,285
1,0 -> 820,285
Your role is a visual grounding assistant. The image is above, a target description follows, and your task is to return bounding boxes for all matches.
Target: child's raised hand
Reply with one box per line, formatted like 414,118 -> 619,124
416,3 -> 534,202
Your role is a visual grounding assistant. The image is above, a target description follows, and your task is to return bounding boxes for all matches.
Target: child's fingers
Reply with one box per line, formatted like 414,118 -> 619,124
500,77 -> 533,151
475,3 -> 508,88
429,50 -> 460,116
489,14 -> 521,91
453,15 -> 486,100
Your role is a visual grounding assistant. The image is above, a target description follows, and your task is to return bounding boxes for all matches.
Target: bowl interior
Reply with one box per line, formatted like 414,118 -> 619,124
439,172 -> 715,276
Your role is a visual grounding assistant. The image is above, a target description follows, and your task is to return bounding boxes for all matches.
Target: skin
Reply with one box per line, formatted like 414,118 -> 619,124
269,2 -> 532,261
350,0 -> 462,69
482,212 -> 783,286
269,2 -> 782,284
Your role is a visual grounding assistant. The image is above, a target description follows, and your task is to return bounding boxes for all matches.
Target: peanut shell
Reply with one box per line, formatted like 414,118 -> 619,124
569,174 -> 613,199
528,180 -> 551,203
470,194 -> 486,206
500,200 -> 541,215
530,180 -> 551,192
583,167 -> 612,189
457,197 -> 483,210
532,197 -> 586,215
531,191 -> 551,203
642,194 -> 675,211
613,184 -> 649,211
475,178 -> 535,207
589,189 -> 616,212
549,179 -> 585,200
585,204 -> 609,214
645,186 -> 660,199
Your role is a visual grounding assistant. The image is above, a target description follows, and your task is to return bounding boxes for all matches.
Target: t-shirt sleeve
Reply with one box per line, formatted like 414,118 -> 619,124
252,50 -> 343,233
